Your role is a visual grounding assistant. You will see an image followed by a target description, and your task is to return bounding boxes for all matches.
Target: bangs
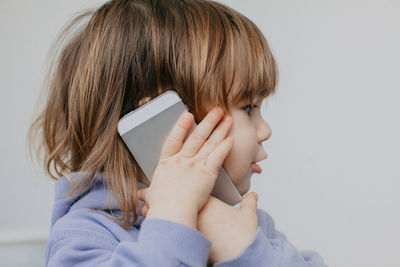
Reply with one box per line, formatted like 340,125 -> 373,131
164,1 -> 277,120
209,3 -> 278,107
227,18 -> 277,105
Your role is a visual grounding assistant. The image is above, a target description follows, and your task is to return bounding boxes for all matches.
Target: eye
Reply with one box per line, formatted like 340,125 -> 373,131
242,104 -> 257,116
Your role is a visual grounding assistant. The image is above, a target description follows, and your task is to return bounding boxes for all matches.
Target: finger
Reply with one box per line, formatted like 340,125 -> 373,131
142,204 -> 149,217
137,188 -> 148,203
180,107 -> 224,157
160,111 -> 194,160
204,137 -> 234,174
240,192 -> 258,212
197,114 -> 232,159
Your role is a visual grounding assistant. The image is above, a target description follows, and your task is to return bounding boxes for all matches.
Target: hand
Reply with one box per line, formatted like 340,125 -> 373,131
198,193 -> 259,264
138,107 -> 234,229
141,192 -> 259,263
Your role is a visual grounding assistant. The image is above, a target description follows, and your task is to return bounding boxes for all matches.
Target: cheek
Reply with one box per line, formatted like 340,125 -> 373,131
223,118 -> 257,178
231,129 -> 258,159
223,132 -> 256,177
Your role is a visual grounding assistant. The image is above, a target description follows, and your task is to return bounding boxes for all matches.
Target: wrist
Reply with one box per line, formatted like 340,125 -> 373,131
146,203 -> 198,229
211,227 -> 258,263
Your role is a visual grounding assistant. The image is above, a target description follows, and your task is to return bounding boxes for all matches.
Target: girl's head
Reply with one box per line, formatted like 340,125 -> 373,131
28,0 -> 277,228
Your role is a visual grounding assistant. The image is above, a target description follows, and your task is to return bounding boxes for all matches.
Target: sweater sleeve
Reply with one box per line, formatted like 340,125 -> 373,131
46,218 -> 211,267
213,209 -> 328,267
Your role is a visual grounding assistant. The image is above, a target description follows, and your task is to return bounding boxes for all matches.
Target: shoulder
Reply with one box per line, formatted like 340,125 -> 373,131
46,209 -> 139,266
256,208 -> 287,240
49,209 -> 136,248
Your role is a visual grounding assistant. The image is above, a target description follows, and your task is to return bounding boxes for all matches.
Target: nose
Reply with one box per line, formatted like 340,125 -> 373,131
257,119 -> 272,143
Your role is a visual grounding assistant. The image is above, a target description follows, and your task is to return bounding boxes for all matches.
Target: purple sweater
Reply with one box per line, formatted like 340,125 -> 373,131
46,172 -> 328,266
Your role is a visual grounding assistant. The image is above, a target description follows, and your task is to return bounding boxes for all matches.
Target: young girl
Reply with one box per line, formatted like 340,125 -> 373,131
28,0 -> 328,266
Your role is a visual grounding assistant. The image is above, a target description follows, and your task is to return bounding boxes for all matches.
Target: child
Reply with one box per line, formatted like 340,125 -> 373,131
28,0 -> 328,266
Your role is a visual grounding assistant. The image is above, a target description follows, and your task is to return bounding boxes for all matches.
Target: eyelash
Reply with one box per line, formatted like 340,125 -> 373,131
242,104 -> 257,116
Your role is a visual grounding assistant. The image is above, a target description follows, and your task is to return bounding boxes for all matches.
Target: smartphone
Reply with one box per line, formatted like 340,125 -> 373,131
118,90 -> 242,206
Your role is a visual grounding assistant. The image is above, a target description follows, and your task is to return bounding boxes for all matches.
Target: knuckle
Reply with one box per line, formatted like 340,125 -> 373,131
205,138 -> 217,147
158,158 -> 168,166
203,119 -> 215,131
188,160 -> 195,168
177,119 -> 189,130
171,156 -> 182,164
159,156 -> 182,166
190,132 -> 204,144
200,161 -> 216,178
165,135 -> 180,146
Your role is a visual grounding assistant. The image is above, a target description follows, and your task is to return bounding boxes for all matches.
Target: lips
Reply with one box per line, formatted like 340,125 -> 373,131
252,152 -> 267,174
251,162 -> 262,173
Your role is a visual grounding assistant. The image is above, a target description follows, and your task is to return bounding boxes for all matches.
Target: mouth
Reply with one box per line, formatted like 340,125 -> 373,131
251,162 -> 262,173
251,153 -> 267,174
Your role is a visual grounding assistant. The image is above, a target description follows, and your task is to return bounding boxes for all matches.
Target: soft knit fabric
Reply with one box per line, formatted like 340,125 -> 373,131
46,172 -> 328,266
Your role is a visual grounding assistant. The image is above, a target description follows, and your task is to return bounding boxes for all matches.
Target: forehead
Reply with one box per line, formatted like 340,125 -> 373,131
227,84 -> 270,106
223,37 -> 276,107
189,2 -> 277,116
230,95 -> 264,106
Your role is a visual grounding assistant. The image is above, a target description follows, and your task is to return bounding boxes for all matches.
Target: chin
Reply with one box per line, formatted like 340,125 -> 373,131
237,181 -> 251,196
231,172 -> 252,196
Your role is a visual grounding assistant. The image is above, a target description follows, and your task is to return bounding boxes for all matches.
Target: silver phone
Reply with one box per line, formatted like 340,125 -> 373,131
118,90 -> 242,206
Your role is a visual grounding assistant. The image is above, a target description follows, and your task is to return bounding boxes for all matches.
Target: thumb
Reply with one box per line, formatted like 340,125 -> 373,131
240,192 -> 258,213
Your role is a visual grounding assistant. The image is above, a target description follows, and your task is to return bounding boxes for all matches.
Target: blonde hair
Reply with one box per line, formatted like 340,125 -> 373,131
27,0 -> 277,228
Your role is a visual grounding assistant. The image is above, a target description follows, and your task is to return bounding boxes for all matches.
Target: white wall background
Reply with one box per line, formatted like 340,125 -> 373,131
1,0 -> 399,266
